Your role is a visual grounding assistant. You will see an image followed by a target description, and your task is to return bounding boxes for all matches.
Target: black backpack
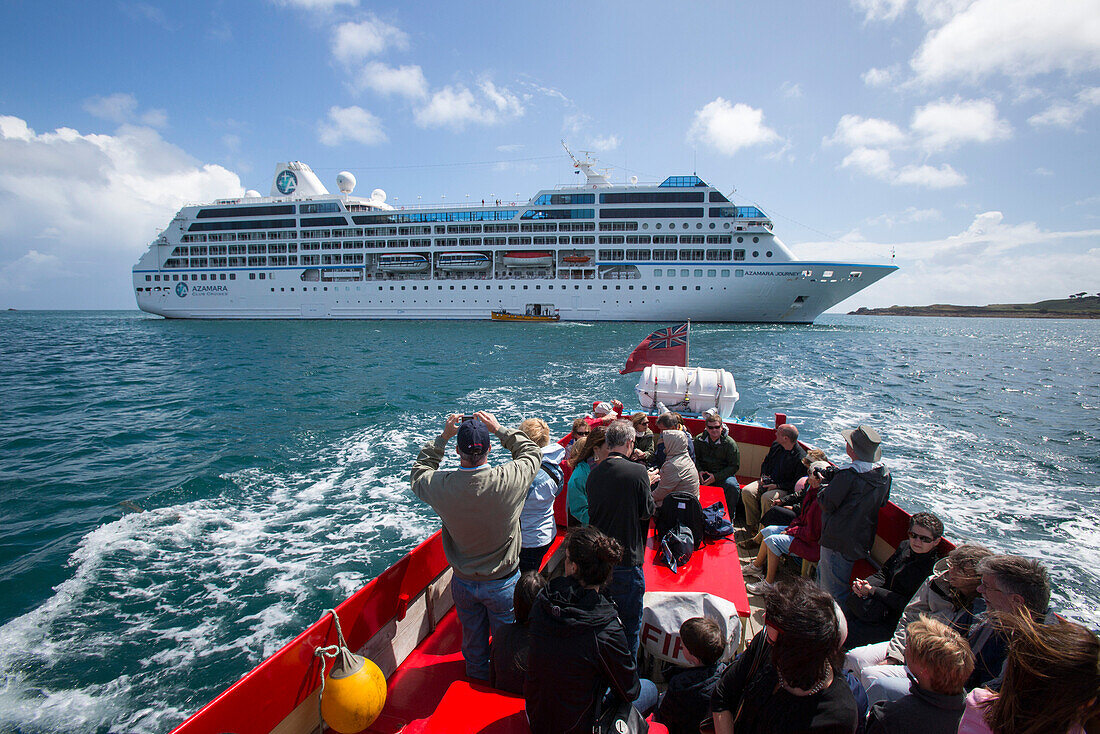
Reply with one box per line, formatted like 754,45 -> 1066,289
655,492 -> 706,573
701,501 -> 734,540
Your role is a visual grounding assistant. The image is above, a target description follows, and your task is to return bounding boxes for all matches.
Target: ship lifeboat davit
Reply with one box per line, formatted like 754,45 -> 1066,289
503,251 -> 554,267
634,365 -> 739,418
437,252 -> 491,271
378,254 -> 429,273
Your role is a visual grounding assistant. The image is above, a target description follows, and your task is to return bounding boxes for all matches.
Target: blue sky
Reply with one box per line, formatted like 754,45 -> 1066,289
1,0 -> 1098,310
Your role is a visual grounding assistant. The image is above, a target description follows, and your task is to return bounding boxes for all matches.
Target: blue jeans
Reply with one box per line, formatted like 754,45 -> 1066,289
451,569 -> 519,680
722,477 -> 742,518
816,547 -> 855,603
606,565 -> 645,656
761,525 -> 794,556
605,677 -> 659,716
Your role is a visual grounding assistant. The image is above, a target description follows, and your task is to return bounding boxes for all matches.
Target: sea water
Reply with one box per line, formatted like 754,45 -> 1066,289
0,311 -> 1097,733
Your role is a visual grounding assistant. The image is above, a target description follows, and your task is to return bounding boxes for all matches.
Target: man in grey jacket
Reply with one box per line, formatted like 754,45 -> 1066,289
410,411 -> 541,680
817,424 -> 892,603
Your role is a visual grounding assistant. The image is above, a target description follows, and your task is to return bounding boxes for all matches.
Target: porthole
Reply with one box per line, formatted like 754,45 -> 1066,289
766,251 -> 773,258
709,223 -> 715,229
737,236 -> 744,243
753,236 -> 759,243
752,251 -> 759,257
696,223 -> 703,229
655,223 -> 662,229
723,222 -> 730,229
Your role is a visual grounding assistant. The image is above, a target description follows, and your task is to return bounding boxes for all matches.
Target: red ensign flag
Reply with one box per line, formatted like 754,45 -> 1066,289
620,323 -> 689,374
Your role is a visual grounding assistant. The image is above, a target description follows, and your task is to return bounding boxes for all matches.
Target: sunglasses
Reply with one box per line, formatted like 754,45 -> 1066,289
706,424 -> 723,430
909,531 -> 937,543
575,431 -> 590,437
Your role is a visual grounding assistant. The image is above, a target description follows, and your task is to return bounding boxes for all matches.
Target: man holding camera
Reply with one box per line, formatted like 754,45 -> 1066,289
816,425 -> 892,603
410,411 -> 541,680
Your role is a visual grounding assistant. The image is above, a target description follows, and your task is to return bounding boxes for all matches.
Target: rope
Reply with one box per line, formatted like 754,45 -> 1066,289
313,608 -> 350,734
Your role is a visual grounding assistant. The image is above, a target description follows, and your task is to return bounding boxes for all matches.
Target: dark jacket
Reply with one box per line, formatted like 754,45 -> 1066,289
848,541 -> 939,624
866,681 -> 966,734
711,631 -> 858,734
587,452 -> 656,566
489,621 -> 530,695
525,576 -> 640,734
759,441 -> 808,493
657,662 -> 724,734
634,429 -> 656,464
693,427 -> 741,485
818,464 -> 892,561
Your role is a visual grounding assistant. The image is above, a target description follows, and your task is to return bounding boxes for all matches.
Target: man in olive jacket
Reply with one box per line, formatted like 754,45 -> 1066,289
410,410 -> 541,680
692,410 -> 741,518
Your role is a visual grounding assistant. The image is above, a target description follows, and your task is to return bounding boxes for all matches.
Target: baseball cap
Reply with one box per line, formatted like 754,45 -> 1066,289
457,418 -> 490,455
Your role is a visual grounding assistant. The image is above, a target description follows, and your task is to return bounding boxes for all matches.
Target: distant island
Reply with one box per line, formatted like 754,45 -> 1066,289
850,295 -> 1100,319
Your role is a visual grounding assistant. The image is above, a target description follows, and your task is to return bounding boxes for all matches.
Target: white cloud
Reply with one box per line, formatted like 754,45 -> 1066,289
587,135 -> 620,151
0,115 -> 241,308
910,97 -> 1011,151
687,98 -> 783,156
827,114 -> 907,148
913,0 -> 978,25
140,109 -> 169,128
866,207 -> 942,227
793,211 -> 1100,308
841,147 -> 895,179
1028,86 -> 1100,128
861,66 -> 897,87
894,163 -> 966,187
911,0 -> 1100,84
317,106 -> 386,146
84,93 -> 139,123
851,0 -> 909,23
414,81 -> 524,130
780,81 -> 803,99
332,16 -> 408,65
355,61 -> 427,99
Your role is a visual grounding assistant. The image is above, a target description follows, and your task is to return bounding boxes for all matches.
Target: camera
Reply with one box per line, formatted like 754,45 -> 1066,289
460,414 -> 475,422
814,465 -> 837,482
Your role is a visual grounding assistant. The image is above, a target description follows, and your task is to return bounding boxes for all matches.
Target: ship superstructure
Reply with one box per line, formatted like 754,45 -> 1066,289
132,157 -> 895,321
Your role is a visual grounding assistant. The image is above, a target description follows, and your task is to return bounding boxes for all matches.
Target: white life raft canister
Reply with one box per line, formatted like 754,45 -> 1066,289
634,365 -> 739,418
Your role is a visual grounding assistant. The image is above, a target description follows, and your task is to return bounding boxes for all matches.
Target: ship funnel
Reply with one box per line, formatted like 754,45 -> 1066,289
270,162 -> 330,198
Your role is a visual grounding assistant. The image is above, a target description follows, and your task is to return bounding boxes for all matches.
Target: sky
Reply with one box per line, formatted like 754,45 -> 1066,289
1,0 -> 1098,311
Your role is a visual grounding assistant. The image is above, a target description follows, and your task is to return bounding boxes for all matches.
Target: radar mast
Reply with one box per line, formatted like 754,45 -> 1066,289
561,140 -> 612,187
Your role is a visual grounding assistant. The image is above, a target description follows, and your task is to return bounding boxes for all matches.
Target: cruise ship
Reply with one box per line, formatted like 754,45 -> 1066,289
132,154 -> 896,322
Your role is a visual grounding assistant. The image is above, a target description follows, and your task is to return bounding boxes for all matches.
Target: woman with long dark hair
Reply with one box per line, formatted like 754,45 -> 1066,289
957,611 -> 1099,734
565,425 -> 607,524
524,525 -> 657,733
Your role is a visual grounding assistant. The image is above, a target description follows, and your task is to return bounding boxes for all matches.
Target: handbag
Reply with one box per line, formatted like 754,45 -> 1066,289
593,637 -> 649,734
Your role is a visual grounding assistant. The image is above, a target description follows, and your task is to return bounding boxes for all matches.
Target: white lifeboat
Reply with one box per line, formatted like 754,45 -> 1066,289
437,253 -> 491,271
634,365 -> 739,418
378,254 -> 429,273
503,251 -> 554,268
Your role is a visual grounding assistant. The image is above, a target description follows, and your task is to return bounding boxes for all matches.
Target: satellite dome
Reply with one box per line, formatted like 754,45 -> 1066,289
244,189 -> 262,198
336,171 -> 356,194
371,188 -> 387,203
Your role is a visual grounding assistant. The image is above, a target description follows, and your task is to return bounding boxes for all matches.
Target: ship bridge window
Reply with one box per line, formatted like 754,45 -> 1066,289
353,210 -> 517,225
600,207 -> 704,219
709,191 -> 730,203
521,208 -> 594,220
533,193 -> 595,205
300,202 -> 340,214
658,175 -> 709,188
197,204 -> 295,218
189,218 -> 295,232
600,192 -> 704,204
709,206 -> 767,219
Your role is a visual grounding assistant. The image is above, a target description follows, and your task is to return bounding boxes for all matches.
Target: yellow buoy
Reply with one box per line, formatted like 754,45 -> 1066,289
320,647 -> 387,733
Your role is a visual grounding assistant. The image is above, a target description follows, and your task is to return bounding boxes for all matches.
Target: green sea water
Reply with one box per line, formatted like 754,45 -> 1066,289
1,311 -> 1097,732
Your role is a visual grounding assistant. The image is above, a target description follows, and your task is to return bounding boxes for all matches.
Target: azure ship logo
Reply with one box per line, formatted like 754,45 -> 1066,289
176,282 -> 188,298
276,170 -> 298,195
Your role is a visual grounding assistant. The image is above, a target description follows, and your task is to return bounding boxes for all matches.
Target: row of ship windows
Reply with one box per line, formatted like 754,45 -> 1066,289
161,249 -> 764,270
146,273 -> 238,281
172,235 -> 763,257
267,280 -> 735,293
146,268 -> 745,285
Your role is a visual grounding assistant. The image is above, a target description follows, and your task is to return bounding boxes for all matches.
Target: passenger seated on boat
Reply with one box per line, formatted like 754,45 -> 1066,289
587,400 -> 624,428
848,545 -> 990,704
843,512 -> 944,650
865,616 -> 974,734
653,429 -> 700,507
489,571 -> 547,696
692,408 -> 741,519
652,412 -> 696,468
656,616 -> 727,734
758,450 -> 828,530
409,411 -> 542,681
710,577 -> 858,734
956,612 -> 1099,734
739,423 -> 807,542
742,460 -> 830,596
517,418 -> 567,574
565,425 -> 607,525
630,412 -> 656,464
525,526 -> 659,734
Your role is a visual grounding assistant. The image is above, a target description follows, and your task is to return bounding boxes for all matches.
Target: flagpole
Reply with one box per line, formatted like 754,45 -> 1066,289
686,319 -> 691,368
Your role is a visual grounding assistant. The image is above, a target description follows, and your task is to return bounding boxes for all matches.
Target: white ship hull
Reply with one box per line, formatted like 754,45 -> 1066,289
132,160 -> 896,323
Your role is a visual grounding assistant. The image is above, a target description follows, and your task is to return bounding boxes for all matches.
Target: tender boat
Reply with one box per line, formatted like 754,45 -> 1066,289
169,402 -> 943,734
436,253 -> 491,271
501,252 -> 555,268
378,254 -> 430,273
